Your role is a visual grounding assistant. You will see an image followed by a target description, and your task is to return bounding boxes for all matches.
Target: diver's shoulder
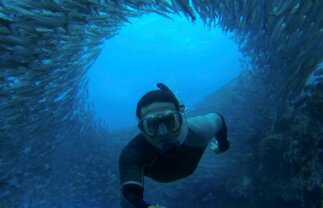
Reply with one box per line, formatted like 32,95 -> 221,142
187,113 -> 219,127
119,134 -> 146,158
186,113 -> 220,138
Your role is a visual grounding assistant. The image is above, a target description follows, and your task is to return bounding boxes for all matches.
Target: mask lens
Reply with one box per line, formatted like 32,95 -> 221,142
142,117 -> 159,137
140,112 -> 182,136
161,112 -> 181,132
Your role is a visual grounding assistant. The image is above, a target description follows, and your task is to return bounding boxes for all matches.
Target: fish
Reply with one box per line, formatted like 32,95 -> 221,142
295,0 -> 312,17
273,0 -> 299,17
173,0 -> 196,22
0,0 -> 322,207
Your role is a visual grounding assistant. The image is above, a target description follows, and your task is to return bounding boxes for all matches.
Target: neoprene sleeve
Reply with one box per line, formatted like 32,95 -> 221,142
121,183 -> 150,208
215,114 -> 230,152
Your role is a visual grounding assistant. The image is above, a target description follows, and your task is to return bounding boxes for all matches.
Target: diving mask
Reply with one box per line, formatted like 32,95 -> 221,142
139,111 -> 182,137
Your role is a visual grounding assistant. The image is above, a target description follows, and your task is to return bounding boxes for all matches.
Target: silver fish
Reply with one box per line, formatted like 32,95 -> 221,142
173,0 -> 196,22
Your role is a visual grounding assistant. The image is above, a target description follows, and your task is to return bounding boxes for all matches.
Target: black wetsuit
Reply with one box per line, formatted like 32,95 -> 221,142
119,128 -> 206,207
119,114 -> 229,208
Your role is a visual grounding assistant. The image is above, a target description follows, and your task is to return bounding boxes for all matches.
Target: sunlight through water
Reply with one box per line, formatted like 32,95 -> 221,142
88,13 -> 242,130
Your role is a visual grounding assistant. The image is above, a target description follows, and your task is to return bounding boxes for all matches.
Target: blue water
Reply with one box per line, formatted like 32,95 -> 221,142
88,14 -> 242,130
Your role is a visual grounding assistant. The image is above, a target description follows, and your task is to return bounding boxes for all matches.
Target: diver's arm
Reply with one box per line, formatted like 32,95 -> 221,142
119,159 -> 150,208
119,136 -> 154,208
186,113 -> 228,148
121,183 -> 150,208
214,113 -> 230,153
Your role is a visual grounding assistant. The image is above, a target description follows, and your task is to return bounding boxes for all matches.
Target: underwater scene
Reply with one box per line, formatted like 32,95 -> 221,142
0,0 -> 322,208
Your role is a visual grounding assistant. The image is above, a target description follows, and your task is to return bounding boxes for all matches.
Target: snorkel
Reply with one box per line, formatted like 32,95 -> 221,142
156,83 -> 186,112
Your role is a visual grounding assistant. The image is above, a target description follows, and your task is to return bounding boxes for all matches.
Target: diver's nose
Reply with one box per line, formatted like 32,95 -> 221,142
157,123 -> 169,135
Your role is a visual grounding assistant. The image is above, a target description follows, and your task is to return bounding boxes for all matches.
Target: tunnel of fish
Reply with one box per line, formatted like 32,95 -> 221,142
0,0 -> 322,207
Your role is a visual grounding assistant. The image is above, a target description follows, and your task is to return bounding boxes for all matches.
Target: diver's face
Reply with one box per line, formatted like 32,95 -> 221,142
140,102 -> 182,146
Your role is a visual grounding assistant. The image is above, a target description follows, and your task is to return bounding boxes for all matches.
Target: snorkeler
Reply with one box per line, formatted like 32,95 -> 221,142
119,83 -> 230,208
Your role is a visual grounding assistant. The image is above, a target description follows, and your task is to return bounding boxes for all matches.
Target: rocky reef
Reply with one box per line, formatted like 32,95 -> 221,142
252,72 -> 323,207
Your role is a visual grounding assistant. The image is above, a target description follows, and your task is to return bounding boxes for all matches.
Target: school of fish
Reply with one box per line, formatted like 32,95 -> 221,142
0,0 -> 322,207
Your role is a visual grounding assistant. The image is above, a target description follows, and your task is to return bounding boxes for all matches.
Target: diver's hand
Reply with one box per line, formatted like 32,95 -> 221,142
210,138 -> 229,154
148,205 -> 167,208
210,139 -> 221,154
